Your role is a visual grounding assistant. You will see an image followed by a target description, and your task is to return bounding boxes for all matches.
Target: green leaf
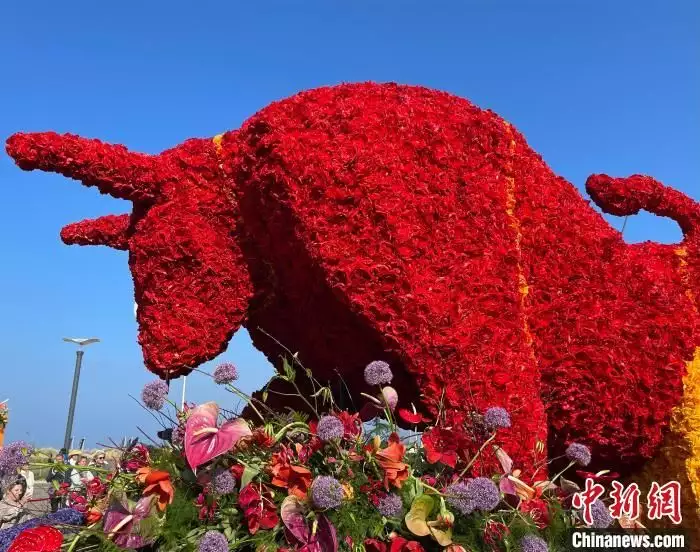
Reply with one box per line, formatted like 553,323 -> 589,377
282,357 -> 296,382
241,465 -> 260,489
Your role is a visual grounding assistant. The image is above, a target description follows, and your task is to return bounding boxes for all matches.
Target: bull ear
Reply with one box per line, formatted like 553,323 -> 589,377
129,196 -> 253,378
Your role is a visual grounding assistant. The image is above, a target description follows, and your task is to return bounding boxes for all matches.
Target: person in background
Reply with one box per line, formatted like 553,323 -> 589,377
46,452 -> 67,512
77,454 -> 94,482
0,477 -> 28,529
18,467 -> 34,505
67,450 -> 82,489
90,450 -> 109,472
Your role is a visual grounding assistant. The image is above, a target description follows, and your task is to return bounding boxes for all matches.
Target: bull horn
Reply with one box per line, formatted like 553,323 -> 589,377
5,132 -> 160,202
61,214 -> 131,250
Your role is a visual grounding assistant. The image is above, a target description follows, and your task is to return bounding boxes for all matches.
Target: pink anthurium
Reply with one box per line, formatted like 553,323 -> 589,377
184,402 -> 251,472
281,495 -> 338,552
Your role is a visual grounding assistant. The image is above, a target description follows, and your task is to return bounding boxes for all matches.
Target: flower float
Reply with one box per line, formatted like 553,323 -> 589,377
6,81 -> 700,516
3,359 -> 685,551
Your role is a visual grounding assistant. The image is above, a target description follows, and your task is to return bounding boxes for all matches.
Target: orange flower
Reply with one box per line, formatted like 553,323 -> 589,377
136,467 -> 174,511
86,507 -> 103,524
375,433 -> 410,490
269,447 -> 312,499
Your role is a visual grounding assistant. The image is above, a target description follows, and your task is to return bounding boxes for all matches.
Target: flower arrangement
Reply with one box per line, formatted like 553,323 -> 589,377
7,355 -> 647,552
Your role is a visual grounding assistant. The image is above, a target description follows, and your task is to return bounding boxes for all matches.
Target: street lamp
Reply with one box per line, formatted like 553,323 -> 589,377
62,337 -> 100,452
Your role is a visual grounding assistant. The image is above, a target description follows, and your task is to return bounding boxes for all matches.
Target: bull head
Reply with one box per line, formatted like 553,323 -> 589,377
5,132 -> 254,378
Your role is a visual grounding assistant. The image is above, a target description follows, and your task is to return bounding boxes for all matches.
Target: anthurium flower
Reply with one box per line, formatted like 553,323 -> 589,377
136,467 -> 174,511
102,494 -> 158,549
398,408 -> 431,425
405,495 -> 454,546
184,402 -> 252,472
281,495 -> 338,552
405,494 -> 434,537
7,526 -> 62,552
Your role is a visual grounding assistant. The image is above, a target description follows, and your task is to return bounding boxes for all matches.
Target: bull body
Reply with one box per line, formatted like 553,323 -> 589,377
6,83 -> 700,482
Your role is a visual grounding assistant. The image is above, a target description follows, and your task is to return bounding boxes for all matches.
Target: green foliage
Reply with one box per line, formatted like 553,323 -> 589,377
158,488 -> 201,551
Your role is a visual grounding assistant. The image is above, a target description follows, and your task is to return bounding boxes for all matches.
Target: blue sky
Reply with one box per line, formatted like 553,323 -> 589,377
1,1 -> 698,448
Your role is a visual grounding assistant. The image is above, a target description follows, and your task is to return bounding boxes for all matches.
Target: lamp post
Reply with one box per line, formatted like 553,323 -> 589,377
62,337 -> 100,453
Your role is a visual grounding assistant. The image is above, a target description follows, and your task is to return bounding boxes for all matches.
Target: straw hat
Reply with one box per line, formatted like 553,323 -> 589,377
68,449 -> 81,457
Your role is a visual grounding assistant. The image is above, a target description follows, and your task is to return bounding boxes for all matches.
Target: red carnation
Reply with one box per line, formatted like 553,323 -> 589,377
8,526 -> 63,552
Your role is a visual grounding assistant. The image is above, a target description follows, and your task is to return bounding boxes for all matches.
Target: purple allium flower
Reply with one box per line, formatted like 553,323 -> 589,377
377,493 -> 403,517
198,530 -> 228,552
588,499 -> 613,528
520,534 -> 548,552
212,469 -> 236,495
141,380 -> 168,410
364,361 -> 393,386
0,441 -> 33,478
381,387 -> 398,410
310,475 -> 344,510
317,415 -> 345,441
566,443 -> 591,467
444,481 -> 473,515
483,407 -> 511,430
466,477 -> 500,512
213,362 -> 239,385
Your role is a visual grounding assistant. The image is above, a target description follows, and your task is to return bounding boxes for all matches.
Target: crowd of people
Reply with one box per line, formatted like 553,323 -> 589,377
0,448 -> 110,529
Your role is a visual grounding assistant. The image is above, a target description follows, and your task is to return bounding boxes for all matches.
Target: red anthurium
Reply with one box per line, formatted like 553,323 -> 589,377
398,408 -> 430,425
575,470 -> 619,483
8,526 -> 63,552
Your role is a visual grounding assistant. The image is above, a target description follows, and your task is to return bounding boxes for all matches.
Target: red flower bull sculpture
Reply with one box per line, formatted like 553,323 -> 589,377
5,84 -> 699,502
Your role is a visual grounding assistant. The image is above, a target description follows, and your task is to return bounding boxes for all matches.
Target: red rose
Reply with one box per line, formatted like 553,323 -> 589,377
85,477 -> 107,498
8,526 -> 63,552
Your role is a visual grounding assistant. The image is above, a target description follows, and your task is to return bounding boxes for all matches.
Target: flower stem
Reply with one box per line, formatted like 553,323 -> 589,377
459,433 -> 497,478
